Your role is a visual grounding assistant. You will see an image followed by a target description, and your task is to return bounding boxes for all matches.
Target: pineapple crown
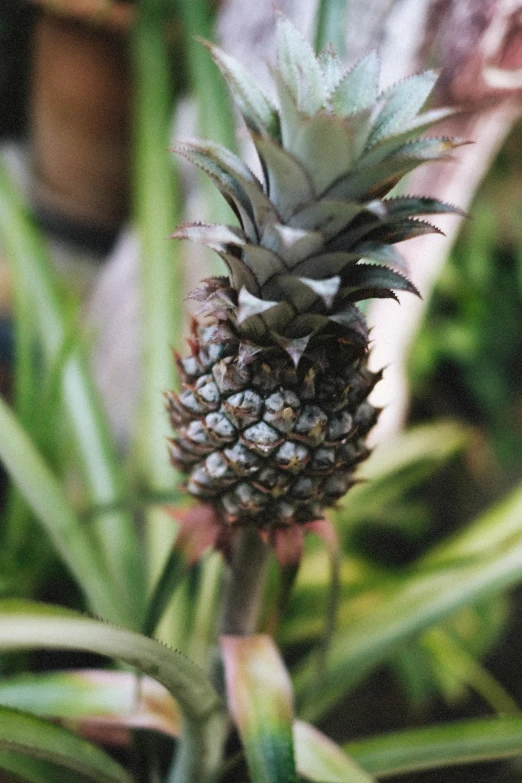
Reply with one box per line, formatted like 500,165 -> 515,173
173,15 -> 465,366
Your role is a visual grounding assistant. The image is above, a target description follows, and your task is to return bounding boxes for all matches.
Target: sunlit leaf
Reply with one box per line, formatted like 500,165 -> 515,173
0,670 -> 180,738
348,716 -> 522,777
295,720 -> 374,782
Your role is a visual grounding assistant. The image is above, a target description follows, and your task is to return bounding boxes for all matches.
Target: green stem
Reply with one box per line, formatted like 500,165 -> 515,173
220,526 -> 270,636
314,0 -> 348,55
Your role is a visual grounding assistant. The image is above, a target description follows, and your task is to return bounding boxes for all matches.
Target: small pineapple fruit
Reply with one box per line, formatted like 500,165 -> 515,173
167,16 -> 463,529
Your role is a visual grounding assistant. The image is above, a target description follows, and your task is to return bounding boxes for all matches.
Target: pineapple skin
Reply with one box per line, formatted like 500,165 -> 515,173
167,323 -> 379,528
167,17 -> 464,529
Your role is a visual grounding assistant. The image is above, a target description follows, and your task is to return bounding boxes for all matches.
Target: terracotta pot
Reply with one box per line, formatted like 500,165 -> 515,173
29,4 -> 133,251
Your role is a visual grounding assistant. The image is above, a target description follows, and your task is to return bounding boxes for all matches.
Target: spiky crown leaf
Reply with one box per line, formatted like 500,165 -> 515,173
173,15 -> 465,363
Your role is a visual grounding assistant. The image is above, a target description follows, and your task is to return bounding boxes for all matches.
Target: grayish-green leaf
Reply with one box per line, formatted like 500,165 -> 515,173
208,43 -> 279,138
287,113 -> 359,195
293,252 -> 361,278
254,136 -> 316,220
175,140 -> 277,240
325,159 -> 419,201
219,252 -> 261,295
262,224 -> 324,267
331,52 -> 380,116
356,243 -> 409,274
276,14 -> 326,115
318,48 -> 345,95
382,196 -> 466,219
237,288 -> 279,323
340,264 -> 418,298
298,276 -> 341,308
172,222 -> 246,252
368,71 -> 439,146
242,245 -> 286,286
262,276 -> 319,313
289,201 -> 363,241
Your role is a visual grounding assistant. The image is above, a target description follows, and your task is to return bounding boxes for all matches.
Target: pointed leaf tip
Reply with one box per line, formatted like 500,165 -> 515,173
369,69 -> 440,145
298,275 -> 341,308
331,50 -> 380,116
206,41 -> 280,138
276,13 -> 326,115
271,331 -> 312,367
237,287 -> 279,324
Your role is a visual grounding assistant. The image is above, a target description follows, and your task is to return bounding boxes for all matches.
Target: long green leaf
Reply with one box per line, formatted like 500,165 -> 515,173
348,716 -> 522,777
337,421 -> 469,527
314,0 -> 347,55
131,0 -> 182,597
221,635 -> 298,783
0,704 -> 131,783
0,670 -> 180,737
294,482 -> 522,721
0,161 -> 143,625
0,399 -> 129,624
177,0 -> 236,150
0,601 -> 223,783
0,751 -> 92,783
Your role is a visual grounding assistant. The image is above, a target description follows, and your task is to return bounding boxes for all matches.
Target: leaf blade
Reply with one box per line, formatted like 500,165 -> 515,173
0,705 -> 131,783
348,716 -> 522,777
295,720 -> 374,782
221,635 -> 297,783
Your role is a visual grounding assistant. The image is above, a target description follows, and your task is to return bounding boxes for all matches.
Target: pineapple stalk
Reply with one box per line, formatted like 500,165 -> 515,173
219,525 -> 270,635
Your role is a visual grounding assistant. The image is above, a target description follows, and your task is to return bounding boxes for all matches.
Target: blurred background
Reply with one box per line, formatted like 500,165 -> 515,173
0,1 -> 521,781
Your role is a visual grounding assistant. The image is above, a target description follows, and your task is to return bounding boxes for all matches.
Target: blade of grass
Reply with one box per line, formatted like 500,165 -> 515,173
221,635 -> 298,783
0,161 -> 144,625
422,626 -> 518,715
177,0 -> 238,250
0,669 -> 180,737
131,0 -> 183,594
347,716 -> 522,777
177,0 -> 236,150
0,601 -> 223,783
0,398 -> 132,624
0,751 -> 94,783
294,481 -> 522,721
0,600 -> 225,783
2,271 -> 35,555
0,705 -> 131,783
294,721 -> 374,783
314,0 -> 347,55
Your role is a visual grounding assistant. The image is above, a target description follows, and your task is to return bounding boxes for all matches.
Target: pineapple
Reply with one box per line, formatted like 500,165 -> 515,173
166,16 -> 463,530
